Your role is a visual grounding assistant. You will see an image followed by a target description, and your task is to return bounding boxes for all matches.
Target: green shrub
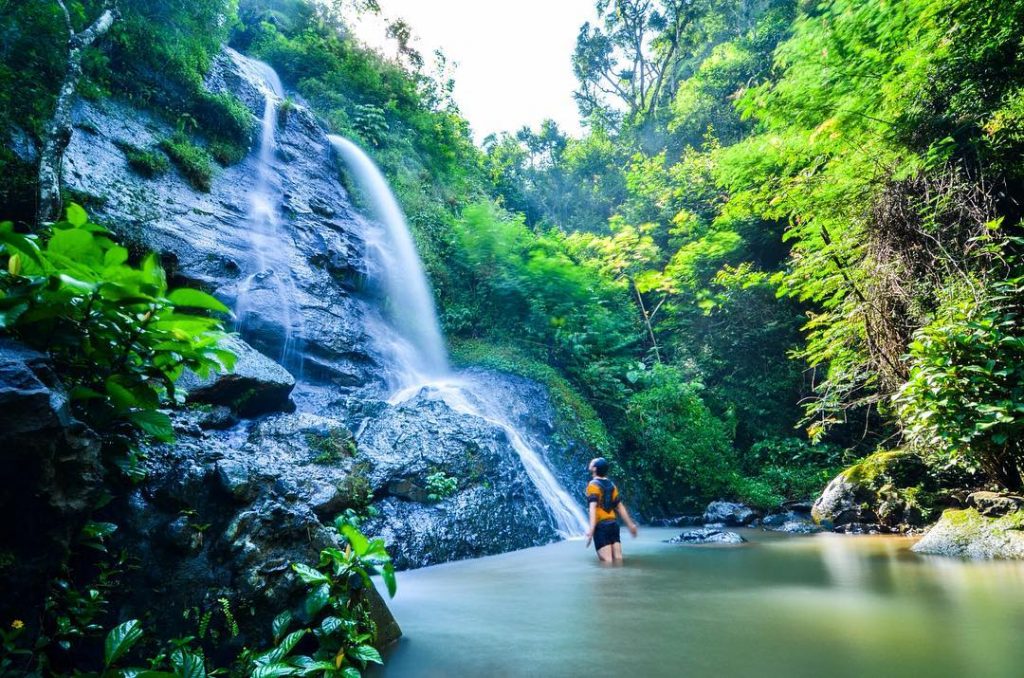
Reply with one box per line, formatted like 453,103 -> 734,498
120,144 -> 170,178
0,204 -> 234,440
897,269 -> 1024,490
622,364 -> 735,512
159,134 -> 215,191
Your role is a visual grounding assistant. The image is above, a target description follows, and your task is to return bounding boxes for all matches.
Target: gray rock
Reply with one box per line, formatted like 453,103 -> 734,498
762,510 -> 821,534
667,527 -> 747,544
967,491 -> 1024,518
650,515 -> 704,528
703,501 -> 757,526
0,341 -> 103,623
178,336 -> 296,416
913,508 -> 1024,559
812,451 -> 930,531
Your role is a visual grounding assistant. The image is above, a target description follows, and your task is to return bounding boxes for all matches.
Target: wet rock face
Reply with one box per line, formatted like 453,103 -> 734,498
52,45 -> 591,646
0,341 -> 103,622
703,501 -> 758,526
666,527 -> 746,544
358,388 -> 562,569
64,49 -> 388,398
178,335 -> 296,416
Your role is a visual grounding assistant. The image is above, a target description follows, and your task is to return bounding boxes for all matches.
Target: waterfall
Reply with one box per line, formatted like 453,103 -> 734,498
329,135 -> 588,537
328,136 -> 449,386
231,52 -> 303,373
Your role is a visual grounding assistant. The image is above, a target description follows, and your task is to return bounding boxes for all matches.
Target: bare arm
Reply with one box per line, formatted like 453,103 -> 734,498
586,502 -> 598,546
617,502 -> 639,538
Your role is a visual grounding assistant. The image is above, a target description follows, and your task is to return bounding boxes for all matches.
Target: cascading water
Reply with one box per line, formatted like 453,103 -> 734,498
231,52 -> 304,372
329,135 -> 588,537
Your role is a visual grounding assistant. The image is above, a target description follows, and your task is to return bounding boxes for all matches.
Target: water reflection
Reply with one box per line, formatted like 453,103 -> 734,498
375,528 -> 1024,678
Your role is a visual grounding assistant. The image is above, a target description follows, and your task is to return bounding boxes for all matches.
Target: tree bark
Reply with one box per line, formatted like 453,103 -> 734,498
36,2 -> 119,225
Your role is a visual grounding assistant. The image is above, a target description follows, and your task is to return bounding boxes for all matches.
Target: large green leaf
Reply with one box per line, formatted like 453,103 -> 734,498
346,645 -> 382,666
168,288 -> 230,313
251,664 -> 299,678
304,583 -> 330,617
272,611 -> 293,643
104,619 -> 143,667
128,409 -> 175,442
292,563 -> 329,585
340,525 -> 369,557
48,228 -> 103,266
170,649 -> 206,678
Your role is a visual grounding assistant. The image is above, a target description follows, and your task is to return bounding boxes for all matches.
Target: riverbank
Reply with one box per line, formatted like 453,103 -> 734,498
374,527 -> 1024,678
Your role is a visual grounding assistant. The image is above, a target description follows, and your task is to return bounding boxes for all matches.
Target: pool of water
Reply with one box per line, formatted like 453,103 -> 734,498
374,527 -> 1024,677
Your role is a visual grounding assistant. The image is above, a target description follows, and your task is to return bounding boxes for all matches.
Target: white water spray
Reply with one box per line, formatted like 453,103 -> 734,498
330,135 -> 588,536
230,51 -> 303,371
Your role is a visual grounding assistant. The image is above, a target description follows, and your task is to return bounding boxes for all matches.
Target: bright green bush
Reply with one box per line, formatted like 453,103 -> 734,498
622,365 -> 735,512
0,204 -> 234,440
897,269 -> 1024,490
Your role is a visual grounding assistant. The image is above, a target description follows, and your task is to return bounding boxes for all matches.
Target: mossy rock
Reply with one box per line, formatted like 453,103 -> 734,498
812,450 -> 936,531
912,508 -> 1024,559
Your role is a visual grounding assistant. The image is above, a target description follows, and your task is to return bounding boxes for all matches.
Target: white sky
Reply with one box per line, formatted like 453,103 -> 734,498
351,0 -> 598,142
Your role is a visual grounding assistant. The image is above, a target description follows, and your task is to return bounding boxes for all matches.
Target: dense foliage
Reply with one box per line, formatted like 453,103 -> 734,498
0,205 -> 234,443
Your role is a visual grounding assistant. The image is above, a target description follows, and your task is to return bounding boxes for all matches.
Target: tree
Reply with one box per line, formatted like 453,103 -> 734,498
37,0 -> 119,225
573,0 -> 700,122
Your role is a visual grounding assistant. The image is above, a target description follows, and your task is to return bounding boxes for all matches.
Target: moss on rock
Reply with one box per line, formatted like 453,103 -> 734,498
913,508 -> 1024,559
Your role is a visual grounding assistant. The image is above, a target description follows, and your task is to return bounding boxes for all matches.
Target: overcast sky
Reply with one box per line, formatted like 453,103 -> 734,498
351,0 -> 598,142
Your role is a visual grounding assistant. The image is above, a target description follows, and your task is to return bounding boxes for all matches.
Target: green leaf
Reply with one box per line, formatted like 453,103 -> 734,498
104,619 -> 143,667
347,645 -> 382,666
305,583 -> 330,617
170,649 -> 206,678
278,629 -> 307,655
49,228 -> 102,266
341,668 -> 362,678
292,563 -> 329,585
272,611 -> 293,643
319,616 -> 343,636
340,525 -> 369,557
251,664 -> 298,678
168,288 -> 230,313
128,409 -> 175,442
380,563 -> 397,598
66,202 -> 89,227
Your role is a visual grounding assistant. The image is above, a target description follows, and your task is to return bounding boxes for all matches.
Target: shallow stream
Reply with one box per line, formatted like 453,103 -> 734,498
375,527 -> 1024,677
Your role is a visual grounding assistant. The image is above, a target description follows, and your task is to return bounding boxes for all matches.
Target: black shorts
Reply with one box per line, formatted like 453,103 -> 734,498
593,520 -> 621,551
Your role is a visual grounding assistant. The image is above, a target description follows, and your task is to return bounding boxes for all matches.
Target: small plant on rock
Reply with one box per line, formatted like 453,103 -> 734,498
425,470 -> 458,502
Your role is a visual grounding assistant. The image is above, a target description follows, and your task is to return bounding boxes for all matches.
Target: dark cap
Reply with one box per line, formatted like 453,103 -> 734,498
589,457 -> 609,476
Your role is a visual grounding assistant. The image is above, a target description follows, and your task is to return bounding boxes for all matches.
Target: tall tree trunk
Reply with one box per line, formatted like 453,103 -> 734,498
37,2 -> 119,225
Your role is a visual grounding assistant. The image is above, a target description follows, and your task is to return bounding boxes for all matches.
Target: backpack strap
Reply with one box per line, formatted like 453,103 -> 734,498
594,478 -> 619,513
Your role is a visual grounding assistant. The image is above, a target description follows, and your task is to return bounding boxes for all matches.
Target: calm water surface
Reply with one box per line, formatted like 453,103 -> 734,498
375,527 -> 1024,677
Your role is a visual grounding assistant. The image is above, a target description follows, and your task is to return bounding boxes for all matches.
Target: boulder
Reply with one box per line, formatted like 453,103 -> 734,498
178,336 -> 296,416
967,491 -> 1024,518
912,508 -> 1024,559
666,527 -> 746,544
0,340 -> 103,623
812,450 -> 933,532
703,501 -> 757,526
762,511 -> 823,534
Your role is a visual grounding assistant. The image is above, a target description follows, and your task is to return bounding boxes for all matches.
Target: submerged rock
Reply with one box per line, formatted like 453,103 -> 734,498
703,501 -> 757,526
913,508 -> 1024,559
178,336 -> 296,416
812,450 -> 934,532
666,527 -> 747,544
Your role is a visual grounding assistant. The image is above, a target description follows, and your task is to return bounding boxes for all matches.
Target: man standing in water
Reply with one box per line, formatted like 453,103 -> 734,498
585,457 -> 639,563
